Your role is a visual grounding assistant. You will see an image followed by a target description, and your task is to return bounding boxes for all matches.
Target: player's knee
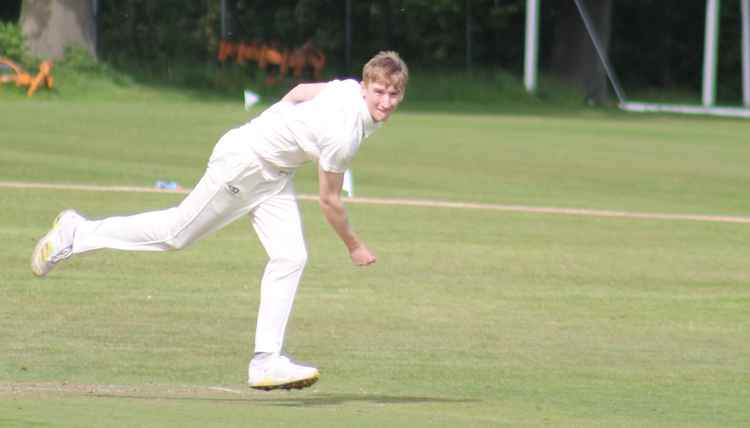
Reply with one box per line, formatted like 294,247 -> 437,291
288,250 -> 308,270
164,236 -> 193,251
272,249 -> 307,272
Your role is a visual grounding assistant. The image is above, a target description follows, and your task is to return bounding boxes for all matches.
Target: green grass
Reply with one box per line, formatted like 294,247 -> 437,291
3,97 -> 750,214
1,93 -> 749,427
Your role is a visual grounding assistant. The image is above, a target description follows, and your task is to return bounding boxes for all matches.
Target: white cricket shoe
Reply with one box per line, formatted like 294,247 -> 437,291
31,209 -> 84,277
248,354 -> 320,391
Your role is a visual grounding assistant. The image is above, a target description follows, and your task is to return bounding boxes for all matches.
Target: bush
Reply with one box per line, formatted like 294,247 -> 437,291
54,46 -> 135,93
0,22 -> 31,66
59,46 -> 104,73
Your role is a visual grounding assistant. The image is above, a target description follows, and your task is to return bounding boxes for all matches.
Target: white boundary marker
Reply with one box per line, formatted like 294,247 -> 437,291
2,180 -> 750,224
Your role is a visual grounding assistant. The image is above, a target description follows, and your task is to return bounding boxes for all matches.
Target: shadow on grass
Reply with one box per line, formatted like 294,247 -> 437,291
91,392 -> 478,407
263,393 -> 478,407
1,383 -> 477,406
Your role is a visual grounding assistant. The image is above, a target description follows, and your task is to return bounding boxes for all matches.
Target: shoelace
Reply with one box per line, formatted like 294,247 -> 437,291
49,246 -> 73,264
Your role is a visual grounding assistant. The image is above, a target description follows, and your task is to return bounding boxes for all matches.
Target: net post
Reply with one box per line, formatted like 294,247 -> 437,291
702,0 -> 721,107
524,0 -> 540,94
742,0 -> 750,107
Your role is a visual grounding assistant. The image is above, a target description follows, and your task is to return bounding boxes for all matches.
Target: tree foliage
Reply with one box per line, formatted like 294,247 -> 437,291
0,21 -> 29,65
2,0 -> 747,97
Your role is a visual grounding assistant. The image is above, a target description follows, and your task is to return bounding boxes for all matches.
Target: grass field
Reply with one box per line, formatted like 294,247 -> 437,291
1,95 -> 749,427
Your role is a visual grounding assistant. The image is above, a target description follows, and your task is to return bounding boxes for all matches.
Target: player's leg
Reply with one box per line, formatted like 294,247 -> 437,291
31,129 -> 277,276
251,181 -> 308,354
72,171 -> 249,253
31,169 -> 256,277
247,180 -> 319,390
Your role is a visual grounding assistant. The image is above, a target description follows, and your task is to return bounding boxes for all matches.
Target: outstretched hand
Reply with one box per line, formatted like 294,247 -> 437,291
350,244 -> 376,266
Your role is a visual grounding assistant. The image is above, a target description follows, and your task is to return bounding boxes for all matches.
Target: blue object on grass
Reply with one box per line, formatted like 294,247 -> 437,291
155,180 -> 180,190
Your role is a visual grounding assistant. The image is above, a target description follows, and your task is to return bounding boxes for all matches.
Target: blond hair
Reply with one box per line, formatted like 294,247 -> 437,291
362,51 -> 409,92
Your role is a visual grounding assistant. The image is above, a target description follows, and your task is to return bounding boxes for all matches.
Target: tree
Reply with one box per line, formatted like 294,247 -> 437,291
19,0 -> 97,60
0,1 -> 21,23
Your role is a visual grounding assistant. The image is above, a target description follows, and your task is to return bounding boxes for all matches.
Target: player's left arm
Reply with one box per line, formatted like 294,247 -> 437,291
318,167 -> 376,266
282,82 -> 329,104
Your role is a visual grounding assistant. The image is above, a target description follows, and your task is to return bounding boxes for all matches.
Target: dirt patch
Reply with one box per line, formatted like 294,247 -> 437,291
0,382 -> 268,399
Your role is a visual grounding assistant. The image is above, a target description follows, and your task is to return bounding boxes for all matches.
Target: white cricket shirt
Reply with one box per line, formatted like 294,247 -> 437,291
239,79 -> 381,174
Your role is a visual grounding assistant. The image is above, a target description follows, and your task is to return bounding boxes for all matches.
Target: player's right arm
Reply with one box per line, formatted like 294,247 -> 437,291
282,82 -> 329,104
318,167 -> 376,266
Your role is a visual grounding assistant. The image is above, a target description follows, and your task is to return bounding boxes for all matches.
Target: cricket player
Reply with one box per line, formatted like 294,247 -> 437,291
30,51 -> 408,391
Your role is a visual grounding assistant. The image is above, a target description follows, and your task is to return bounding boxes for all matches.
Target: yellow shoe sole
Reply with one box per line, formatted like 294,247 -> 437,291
250,373 -> 320,391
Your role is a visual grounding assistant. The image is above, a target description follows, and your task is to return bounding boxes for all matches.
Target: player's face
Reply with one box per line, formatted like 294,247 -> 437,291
361,80 -> 403,122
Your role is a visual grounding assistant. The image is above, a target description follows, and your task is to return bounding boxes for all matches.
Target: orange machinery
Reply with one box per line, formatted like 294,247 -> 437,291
0,57 -> 54,96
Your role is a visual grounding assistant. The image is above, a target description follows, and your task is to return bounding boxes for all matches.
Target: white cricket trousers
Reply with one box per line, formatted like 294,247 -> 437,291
71,128 -> 307,354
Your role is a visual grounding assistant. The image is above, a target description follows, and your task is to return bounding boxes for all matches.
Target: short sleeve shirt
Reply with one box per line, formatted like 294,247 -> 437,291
240,79 -> 380,173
